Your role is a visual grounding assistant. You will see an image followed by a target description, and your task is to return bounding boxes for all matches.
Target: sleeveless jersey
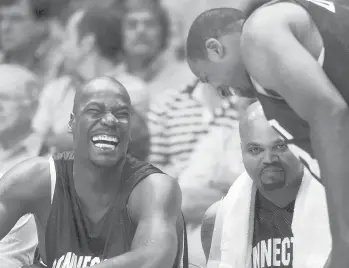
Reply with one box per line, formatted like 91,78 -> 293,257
249,0 -> 349,178
44,152 -> 188,268
252,191 -> 295,268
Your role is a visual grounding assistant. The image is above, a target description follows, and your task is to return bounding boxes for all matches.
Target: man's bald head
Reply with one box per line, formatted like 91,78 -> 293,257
239,101 -> 267,139
73,76 -> 131,114
186,7 -> 245,62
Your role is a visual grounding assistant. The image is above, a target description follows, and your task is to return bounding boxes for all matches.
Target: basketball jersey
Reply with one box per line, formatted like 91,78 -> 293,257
252,191 -> 295,268
249,0 -> 349,179
44,152 -> 187,268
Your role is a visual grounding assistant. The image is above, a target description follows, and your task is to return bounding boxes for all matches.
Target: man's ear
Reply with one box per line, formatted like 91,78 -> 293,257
68,113 -> 75,133
205,38 -> 224,62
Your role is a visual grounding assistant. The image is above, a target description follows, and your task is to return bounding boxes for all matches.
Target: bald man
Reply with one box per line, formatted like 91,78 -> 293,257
0,64 -> 41,268
0,76 -> 187,268
201,102 -> 331,268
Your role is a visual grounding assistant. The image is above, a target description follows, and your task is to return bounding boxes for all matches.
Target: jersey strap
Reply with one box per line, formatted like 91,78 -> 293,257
48,156 -> 56,204
268,119 -> 321,182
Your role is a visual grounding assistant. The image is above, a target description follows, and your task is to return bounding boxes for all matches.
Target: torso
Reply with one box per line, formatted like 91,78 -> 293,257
246,0 -> 349,159
252,191 -> 295,268
36,152 -> 163,267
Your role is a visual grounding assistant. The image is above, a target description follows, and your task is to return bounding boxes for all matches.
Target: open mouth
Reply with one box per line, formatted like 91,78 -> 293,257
91,135 -> 119,151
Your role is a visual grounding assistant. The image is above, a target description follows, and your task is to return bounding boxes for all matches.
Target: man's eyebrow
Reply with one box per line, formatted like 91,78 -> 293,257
114,106 -> 130,111
84,101 -> 103,107
246,142 -> 261,147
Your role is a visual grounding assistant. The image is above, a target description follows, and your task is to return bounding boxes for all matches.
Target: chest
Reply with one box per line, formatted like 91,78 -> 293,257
43,184 -> 135,267
252,193 -> 295,268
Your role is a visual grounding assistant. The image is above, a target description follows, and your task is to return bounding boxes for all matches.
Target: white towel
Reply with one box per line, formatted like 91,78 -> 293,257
207,169 -> 331,268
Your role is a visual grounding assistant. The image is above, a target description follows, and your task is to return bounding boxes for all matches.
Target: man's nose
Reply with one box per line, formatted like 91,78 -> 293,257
262,150 -> 280,164
100,112 -> 118,127
135,21 -> 147,33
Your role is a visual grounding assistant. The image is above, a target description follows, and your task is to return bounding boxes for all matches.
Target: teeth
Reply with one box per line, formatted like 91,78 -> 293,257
92,135 -> 118,143
95,143 -> 116,150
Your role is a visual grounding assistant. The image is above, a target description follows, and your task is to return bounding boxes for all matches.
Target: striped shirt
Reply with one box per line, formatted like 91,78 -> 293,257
148,80 -> 247,178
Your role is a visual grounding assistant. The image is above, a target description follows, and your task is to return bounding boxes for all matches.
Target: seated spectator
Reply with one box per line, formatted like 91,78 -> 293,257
0,0 -> 68,82
32,6 -> 150,159
202,102 -> 331,268
0,64 -> 41,268
121,1 -> 195,100
148,79 -> 250,179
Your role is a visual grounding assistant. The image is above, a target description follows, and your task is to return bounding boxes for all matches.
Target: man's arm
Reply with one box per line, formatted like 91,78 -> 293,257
0,157 -> 50,241
89,173 -> 182,268
241,3 -> 349,252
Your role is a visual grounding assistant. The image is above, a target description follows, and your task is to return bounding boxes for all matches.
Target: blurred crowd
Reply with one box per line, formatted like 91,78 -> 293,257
0,0 -> 255,267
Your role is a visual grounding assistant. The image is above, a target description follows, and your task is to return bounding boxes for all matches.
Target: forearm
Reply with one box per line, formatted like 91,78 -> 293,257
309,104 -> 349,248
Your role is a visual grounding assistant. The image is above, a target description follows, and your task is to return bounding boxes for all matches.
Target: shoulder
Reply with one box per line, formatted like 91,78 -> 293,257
246,1 -> 311,30
2,156 -> 50,183
242,2 -> 313,50
241,3 -> 315,87
0,156 -> 51,212
128,173 -> 182,222
131,173 -> 181,206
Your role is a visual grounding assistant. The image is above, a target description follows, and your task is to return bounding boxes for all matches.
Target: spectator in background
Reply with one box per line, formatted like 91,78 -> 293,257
122,0 -> 195,101
148,79 -> 249,180
0,0 -> 69,83
32,6 -> 150,160
0,65 -> 41,167
122,1 -> 169,82
148,79 -> 252,267
0,64 -> 41,268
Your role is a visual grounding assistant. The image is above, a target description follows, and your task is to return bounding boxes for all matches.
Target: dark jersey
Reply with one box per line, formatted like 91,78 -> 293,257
250,0 -> 349,163
44,152 -> 188,268
252,191 -> 295,268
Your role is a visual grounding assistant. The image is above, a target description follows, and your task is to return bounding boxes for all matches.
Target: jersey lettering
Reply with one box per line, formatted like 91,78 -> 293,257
305,0 -> 336,13
52,252 -> 105,268
252,237 -> 294,268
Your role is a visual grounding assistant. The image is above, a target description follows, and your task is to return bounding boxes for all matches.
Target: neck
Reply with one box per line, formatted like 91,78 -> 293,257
73,156 -> 126,196
260,170 -> 304,208
79,53 -> 115,81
